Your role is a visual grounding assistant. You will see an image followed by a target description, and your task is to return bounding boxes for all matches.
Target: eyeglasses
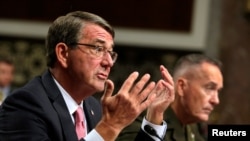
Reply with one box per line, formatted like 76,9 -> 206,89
73,43 -> 118,63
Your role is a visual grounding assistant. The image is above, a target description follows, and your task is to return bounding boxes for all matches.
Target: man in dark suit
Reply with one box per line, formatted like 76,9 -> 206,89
0,11 -> 174,141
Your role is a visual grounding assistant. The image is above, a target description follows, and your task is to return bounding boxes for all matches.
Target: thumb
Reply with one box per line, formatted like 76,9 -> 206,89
101,79 -> 114,101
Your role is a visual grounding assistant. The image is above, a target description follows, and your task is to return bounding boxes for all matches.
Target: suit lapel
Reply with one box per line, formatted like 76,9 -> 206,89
53,98 -> 78,141
42,70 -> 78,141
83,97 -> 102,132
41,70 -> 102,141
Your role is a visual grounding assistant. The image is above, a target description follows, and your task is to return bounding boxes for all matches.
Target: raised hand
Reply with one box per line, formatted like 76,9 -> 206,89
146,65 -> 175,125
95,72 -> 158,141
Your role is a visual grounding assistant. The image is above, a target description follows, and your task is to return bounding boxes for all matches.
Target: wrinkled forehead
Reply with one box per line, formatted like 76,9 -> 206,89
80,24 -> 114,47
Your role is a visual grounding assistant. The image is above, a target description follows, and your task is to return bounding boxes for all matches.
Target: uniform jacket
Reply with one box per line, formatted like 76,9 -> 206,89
117,108 -> 206,141
165,108 -> 206,141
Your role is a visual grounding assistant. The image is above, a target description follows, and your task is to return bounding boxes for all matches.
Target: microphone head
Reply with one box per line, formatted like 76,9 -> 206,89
144,124 -> 164,141
144,125 -> 157,135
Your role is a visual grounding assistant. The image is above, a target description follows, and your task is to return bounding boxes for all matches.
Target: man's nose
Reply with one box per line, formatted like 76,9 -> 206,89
102,52 -> 114,66
210,92 -> 220,105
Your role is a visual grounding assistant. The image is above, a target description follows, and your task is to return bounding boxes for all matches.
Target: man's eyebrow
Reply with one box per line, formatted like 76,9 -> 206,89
94,39 -> 114,48
206,81 -> 223,90
94,39 -> 105,43
209,81 -> 218,86
204,81 -> 216,88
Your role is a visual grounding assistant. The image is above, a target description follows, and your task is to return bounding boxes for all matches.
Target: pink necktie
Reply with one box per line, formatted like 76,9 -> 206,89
75,106 -> 86,140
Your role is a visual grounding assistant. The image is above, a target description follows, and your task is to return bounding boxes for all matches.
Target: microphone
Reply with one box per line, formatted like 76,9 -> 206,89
144,125 -> 164,141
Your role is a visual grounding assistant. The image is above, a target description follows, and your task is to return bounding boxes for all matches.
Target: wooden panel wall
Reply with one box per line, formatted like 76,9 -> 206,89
0,0 -> 193,32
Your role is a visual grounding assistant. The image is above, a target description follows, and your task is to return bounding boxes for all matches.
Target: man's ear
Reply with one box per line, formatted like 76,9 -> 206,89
176,78 -> 187,97
55,43 -> 69,68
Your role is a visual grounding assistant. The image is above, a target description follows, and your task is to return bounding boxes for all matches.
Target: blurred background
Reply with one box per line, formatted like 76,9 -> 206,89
0,0 -> 250,124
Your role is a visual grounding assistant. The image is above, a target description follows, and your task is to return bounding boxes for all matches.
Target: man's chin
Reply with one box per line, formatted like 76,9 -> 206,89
95,84 -> 105,92
198,114 -> 209,122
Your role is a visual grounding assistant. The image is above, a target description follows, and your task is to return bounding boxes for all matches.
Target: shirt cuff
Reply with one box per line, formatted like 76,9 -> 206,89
84,129 -> 104,141
141,117 -> 167,141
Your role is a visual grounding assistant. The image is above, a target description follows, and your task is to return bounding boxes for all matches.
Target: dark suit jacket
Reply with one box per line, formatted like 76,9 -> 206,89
0,70 -> 152,141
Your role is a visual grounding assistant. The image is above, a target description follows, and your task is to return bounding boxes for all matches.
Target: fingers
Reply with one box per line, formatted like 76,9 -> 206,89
101,79 -> 114,102
119,72 -> 139,93
158,80 -> 175,103
118,71 -> 152,98
149,80 -> 168,99
136,81 -> 156,110
129,73 -> 151,95
160,65 -> 174,85
159,65 -> 174,98
116,71 -> 156,111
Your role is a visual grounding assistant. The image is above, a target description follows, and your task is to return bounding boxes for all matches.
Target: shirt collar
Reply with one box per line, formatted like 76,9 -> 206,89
52,77 -> 83,115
